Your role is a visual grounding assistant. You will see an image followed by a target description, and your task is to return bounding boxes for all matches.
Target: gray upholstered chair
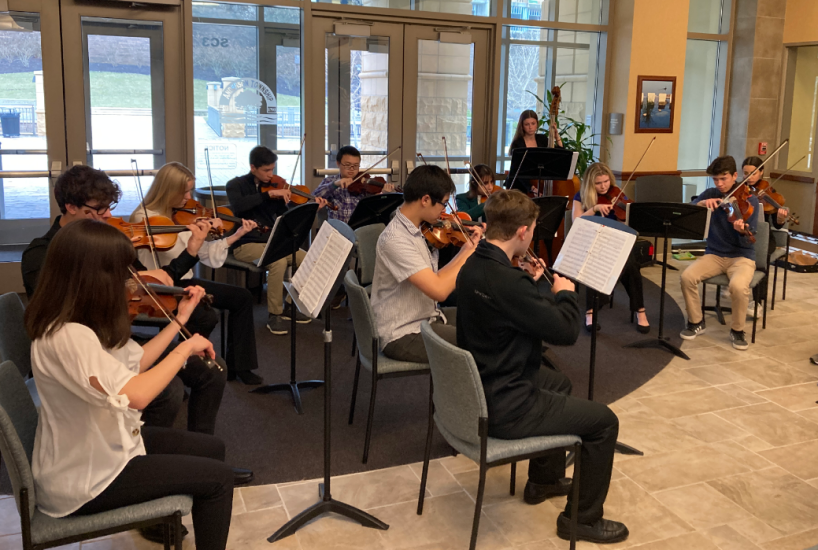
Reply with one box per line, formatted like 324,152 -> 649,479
350,223 -> 386,356
417,322 -> 581,550
0,293 -> 40,409
344,270 -> 430,464
769,225 -> 790,310
700,220 -> 770,342
0,360 -> 191,550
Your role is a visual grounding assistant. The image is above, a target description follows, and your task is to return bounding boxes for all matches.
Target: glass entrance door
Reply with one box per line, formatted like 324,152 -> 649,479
312,18 -> 490,190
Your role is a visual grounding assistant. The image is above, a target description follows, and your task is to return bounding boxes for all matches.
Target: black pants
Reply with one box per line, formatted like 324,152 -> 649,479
490,368 -> 619,525
141,352 -> 226,435
74,427 -> 233,550
585,250 -> 644,313
186,278 -> 259,375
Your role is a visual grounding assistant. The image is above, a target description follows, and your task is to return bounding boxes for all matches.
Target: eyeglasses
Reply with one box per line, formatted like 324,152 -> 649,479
82,202 -> 117,215
340,163 -> 360,170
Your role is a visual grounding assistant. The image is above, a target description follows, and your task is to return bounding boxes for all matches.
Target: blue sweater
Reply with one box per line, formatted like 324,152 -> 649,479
693,187 -> 759,261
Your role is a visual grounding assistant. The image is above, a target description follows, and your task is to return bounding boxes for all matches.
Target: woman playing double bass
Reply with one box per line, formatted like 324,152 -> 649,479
571,162 -> 650,334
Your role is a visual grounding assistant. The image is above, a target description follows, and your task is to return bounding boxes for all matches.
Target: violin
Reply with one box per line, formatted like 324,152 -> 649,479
347,173 -> 402,196
108,216 -> 205,250
719,183 -> 757,243
260,175 -> 339,211
596,184 -> 633,222
421,212 -> 482,249
748,179 -> 799,225
173,199 -> 269,233
126,269 -> 221,371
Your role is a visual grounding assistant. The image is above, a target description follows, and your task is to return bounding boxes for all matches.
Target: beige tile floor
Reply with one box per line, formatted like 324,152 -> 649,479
2,262 -> 818,550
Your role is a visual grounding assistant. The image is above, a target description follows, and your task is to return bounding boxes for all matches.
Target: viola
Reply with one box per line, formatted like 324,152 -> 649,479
748,179 -> 799,225
596,184 -> 633,222
347,174 -> 402,196
108,216 -> 195,250
173,199 -> 269,233
260,175 -> 338,211
421,213 -> 481,249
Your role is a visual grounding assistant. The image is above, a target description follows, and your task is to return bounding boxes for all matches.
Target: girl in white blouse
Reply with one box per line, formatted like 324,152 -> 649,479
130,162 -> 264,385
26,219 -> 233,549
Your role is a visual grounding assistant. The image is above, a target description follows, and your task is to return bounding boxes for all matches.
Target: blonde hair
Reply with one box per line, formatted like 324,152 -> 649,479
580,162 -> 616,210
130,162 -> 195,220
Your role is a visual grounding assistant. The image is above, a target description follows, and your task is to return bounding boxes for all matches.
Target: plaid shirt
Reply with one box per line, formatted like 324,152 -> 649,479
314,175 -> 375,224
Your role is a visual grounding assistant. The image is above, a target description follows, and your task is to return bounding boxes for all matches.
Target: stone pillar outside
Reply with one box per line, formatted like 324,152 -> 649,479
34,71 -> 46,136
220,77 -> 245,138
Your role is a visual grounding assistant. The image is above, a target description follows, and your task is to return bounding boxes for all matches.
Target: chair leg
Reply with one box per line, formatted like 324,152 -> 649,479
510,462 -> 517,496
701,283 -> 706,311
763,280 -> 768,330
363,366 -> 378,464
752,292 -> 759,344
174,512 -> 183,550
570,443 -> 581,550
771,263 -> 779,310
714,286 -> 726,325
349,356 -> 361,425
470,465 -> 487,550
162,520 -> 171,550
351,333 -> 357,357
782,259 -> 788,300
417,376 -> 434,515
220,310 -> 226,357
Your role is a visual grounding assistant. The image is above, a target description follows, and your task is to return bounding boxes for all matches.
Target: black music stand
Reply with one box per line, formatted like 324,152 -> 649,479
506,147 -> 577,193
532,195 -> 570,263
348,193 -> 404,230
251,203 -> 322,414
269,219 -> 389,542
624,202 -> 711,360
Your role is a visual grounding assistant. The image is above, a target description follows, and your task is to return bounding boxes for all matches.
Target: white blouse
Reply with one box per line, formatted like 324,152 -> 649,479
130,207 -> 230,279
31,323 -> 146,517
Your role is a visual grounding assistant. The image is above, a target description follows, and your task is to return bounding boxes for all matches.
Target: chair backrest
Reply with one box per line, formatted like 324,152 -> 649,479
0,361 -> 39,519
344,271 -> 377,363
420,321 -> 487,446
354,223 -> 386,287
754,219 -> 769,271
0,293 -> 32,378
771,226 -> 789,248
634,175 -> 684,203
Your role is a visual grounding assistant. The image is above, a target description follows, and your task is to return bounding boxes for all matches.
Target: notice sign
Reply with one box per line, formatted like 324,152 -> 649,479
197,144 -> 237,170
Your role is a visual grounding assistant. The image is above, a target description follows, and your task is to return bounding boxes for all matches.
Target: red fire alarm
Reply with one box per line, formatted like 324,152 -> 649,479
758,142 -> 768,155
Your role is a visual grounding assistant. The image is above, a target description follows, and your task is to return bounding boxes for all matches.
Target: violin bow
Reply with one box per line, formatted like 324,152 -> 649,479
612,137 -> 655,207
508,150 -> 528,190
131,159 -> 161,270
203,148 -> 222,232
440,136 -> 471,240
416,152 -> 428,166
768,154 -> 807,190
349,146 -> 402,186
464,161 -> 492,200
727,140 -> 789,202
128,267 -> 221,371
442,137 -> 452,177
289,134 -> 307,187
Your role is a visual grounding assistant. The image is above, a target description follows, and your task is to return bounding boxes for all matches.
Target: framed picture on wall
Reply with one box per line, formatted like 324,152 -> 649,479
635,76 -> 676,133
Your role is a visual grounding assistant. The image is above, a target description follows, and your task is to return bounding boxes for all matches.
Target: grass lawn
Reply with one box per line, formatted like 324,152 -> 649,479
0,71 -> 300,110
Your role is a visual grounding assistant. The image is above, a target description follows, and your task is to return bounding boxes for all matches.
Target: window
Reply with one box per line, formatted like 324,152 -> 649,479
678,0 -> 730,196
192,3 -> 302,187
506,0 -> 607,25
313,0 -> 491,18
498,26 -> 604,171
782,46 -> 818,173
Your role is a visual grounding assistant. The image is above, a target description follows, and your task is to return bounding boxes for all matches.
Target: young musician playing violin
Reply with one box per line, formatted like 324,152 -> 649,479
370,164 -> 483,363
680,156 -> 759,350
742,156 -> 789,229
314,145 -> 395,224
227,146 -> 328,336
456,190 -> 628,544
455,163 -> 494,220
572,163 -> 650,333
130,161 -> 263,385
21,166 -> 253,507
26,219 -> 233,550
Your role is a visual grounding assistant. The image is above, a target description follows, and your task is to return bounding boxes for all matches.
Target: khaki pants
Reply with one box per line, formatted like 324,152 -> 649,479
233,243 -> 307,316
680,254 -> 756,332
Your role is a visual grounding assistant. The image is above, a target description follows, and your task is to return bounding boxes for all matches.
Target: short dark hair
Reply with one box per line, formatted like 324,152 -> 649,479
249,146 -> 277,169
706,156 -> 737,176
25,219 -> 136,349
484,190 -> 539,240
54,165 -> 121,215
336,146 -> 361,163
742,156 -> 764,173
402,165 -> 455,204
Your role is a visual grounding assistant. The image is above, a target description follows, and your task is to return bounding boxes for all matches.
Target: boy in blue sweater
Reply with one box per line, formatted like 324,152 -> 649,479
679,156 -> 759,350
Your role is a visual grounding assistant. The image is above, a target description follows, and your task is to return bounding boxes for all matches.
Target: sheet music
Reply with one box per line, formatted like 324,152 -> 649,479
553,216 -> 636,295
255,215 -> 282,267
290,222 -> 353,317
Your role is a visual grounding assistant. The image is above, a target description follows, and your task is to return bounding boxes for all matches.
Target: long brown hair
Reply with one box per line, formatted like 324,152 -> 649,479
510,109 -> 539,149
131,162 -> 195,220
25,219 -> 136,349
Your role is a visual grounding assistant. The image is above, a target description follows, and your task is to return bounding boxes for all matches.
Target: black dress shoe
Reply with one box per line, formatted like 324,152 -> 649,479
233,467 -> 254,486
556,513 -> 629,544
636,323 -> 650,334
139,523 -> 188,543
232,371 -> 263,385
523,478 -> 572,505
